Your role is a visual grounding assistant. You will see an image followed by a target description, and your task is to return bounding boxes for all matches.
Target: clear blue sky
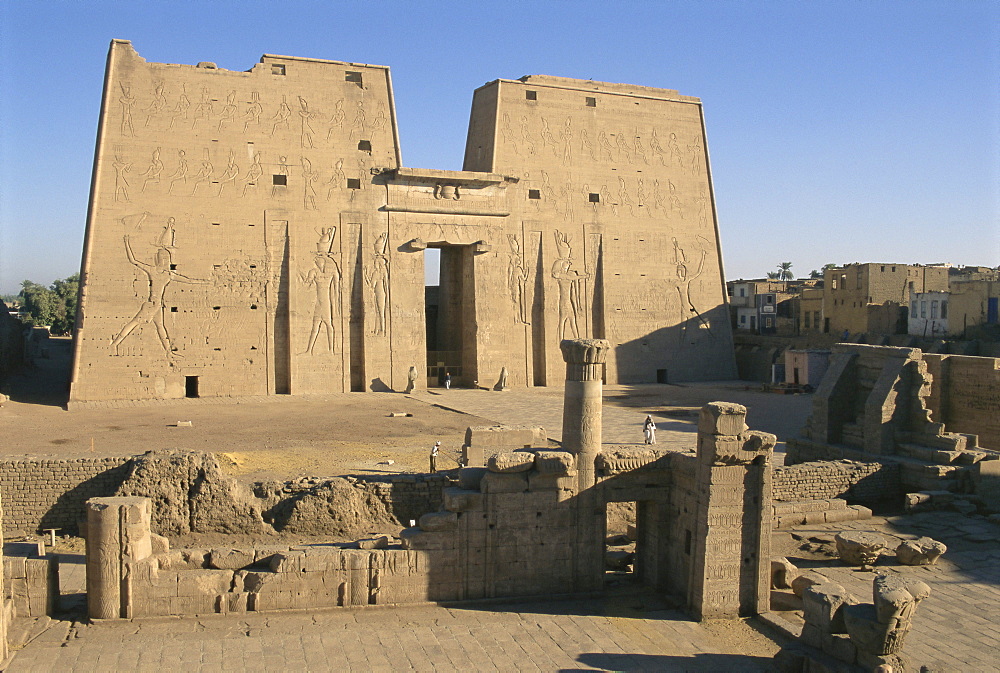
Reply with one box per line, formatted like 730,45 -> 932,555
1,0 -> 997,295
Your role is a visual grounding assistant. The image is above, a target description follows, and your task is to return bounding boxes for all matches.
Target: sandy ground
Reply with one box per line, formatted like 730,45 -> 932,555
2,337 -> 811,484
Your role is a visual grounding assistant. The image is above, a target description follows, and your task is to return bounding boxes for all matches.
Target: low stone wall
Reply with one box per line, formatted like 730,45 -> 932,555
0,457 -> 131,535
2,543 -> 57,618
773,459 -> 901,504
771,498 -> 872,529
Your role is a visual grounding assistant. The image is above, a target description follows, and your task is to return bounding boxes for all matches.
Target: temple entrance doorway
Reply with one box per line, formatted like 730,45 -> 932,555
425,244 -> 476,387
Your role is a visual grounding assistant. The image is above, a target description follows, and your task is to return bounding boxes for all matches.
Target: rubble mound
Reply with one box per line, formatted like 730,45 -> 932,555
267,477 -> 399,538
115,450 -> 270,536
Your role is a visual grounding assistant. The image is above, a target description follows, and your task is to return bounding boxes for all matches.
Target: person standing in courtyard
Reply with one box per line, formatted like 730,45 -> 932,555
643,415 -> 657,445
444,372 -> 451,390
430,441 -> 440,473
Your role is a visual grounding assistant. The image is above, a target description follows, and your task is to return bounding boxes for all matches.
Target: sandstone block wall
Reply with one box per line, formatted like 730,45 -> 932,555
0,457 -> 130,535
773,460 -> 899,504
924,353 -> 1000,450
2,545 -> 58,619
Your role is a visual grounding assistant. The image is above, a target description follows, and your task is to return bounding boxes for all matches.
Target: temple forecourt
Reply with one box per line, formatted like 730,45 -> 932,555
70,40 -> 736,403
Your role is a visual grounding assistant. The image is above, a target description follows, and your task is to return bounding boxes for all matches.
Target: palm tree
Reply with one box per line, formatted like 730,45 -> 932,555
776,262 -> 794,282
766,271 -> 780,280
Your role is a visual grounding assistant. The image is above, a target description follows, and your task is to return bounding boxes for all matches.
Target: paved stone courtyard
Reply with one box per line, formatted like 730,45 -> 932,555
6,594 -> 778,672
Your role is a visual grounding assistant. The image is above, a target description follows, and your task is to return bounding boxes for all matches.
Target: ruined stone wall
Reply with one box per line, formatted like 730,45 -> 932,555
923,353 -> 1000,450
0,457 -> 130,535
0,300 -> 24,384
773,460 -> 900,504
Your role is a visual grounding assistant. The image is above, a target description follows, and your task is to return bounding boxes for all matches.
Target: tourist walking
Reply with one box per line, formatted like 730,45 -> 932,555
643,415 -> 657,445
430,441 -> 440,473
444,372 -> 451,390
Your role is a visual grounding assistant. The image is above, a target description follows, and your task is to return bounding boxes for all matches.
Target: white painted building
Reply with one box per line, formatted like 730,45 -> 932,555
908,290 -> 949,338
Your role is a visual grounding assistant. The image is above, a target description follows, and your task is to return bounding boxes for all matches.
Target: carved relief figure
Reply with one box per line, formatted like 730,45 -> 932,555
110,229 -> 204,358
301,157 -> 319,210
242,153 -> 262,197
271,96 -> 291,136
601,184 -> 616,216
113,155 -> 132,202
217,151 -> 240,197
298,96 -> 316,148
326,99 -> 346,140
144,82 -> 166,127
668,180 -> 684,219
540,171 -> 557,201
671,236 -> 710,343
696,195 -> 709,227
649,128 -> 666,165
217,90 -> 238,131
316,227 -> 336,254
500,113 -> 519,155
371,103 -> 387,131
119,83 -> 136,137
326,158 -> 346,200
507,235 -> 530,325
366,233 -> 390,336
519,116 -> 535,155
636,179 -> 646,213
271,156 -> 288,198
168,85 -> 191,129
167,149 -> 188,194
140,148 -> 163,193
300,250 -> 342,355
667,132 -> 684,167
580,128 -> 597,161
615,131 -> 632,163
433,184 -> 460,200
618,177 -> 635,216
242,91 -> 263,132
351,101 -> 367,140
652,179 -> 666,213
560,118 -> 573,164
539,118 -> 557,155
551,230 -> 589,340
688,136 -> 704,174
192,87 -> 213,128
191,151 -> 215,196
598,131 -> 615,161
633,131 -> 648,164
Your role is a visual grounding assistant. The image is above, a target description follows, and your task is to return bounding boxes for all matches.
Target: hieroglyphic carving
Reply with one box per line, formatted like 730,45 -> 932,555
560,118 -> 573,165
600,184 -> 616,216
271,156 -> 288,198
371,103 -> 387,132
667,132 -> 684,167
119,83 -> 136,137
633,130 -> 648,165
144,82 -> 166,127
113,154 -> 132,202
551,230 -> 589,340
139,148 -> 163,193
111,217 -> 204,358
326,99 -> 345,140
598,131 -> 615,161
580,128 -> 596,161
649,128 -> 666,165
672,236 -> 711,343
507,235 -> 530,325
300,228 -> 342,354
617,177 -> 635,217
636,179 -> 647,214
301,157 -> 319,210
615,131 -> 632,163
191,87 -> 213,128
191,150 -> 214,196
668,181 -> 684,219
500,113 -> 519,155
688,136 -> 704,174
652,179 -> 666,214
539,118 -> 557,156
168,85 -> 190,130
519,116 -> 535,155
326,158 -> 346,200
167,149 -> 188,194
243,91 -> 263,132
271,96 -> 291,136
366,232 -> 389,336
351,101 -> 367,140
217,151 -> 239,197
298,96 -> 317,148
242,153 -> 262,197
217,90 -> 238,131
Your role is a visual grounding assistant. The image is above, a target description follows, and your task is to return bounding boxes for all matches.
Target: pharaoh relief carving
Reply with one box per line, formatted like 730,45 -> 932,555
507,235 -> 530,325
519,116 -> 535,155
217,151 -> 240,197
217,90 -> 238,131
500,113 -> 519,155
300,227 -> 342,355
271,96 -> 292,136
297,97 -> 317,148
551,230 -> 589,340
119,83 -> 136,137
366,232 -> 390,336
242,153 -> 263,197
144,82 -> 166,127
112,154 -> 132,202
271,156 -> 288,198
110,215 -> 205,358
326,99 -> 346,141
671,236 -> 711,343
191,150 -> 215,196
301,157 -> 319,210
191,87 -> 214,129
243,91 -> 263,132
350,101 -> 366,141
649,128 -> 667,165
167,149 -> 188,194
560,118 -> 573,165
325,159 -> 346,200
139,148 -> 163,193
168,85 -> 191,130
580,128 -> 596,161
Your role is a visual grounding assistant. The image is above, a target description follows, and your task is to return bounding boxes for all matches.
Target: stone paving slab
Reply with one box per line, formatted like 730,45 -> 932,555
5,596 -> 778,672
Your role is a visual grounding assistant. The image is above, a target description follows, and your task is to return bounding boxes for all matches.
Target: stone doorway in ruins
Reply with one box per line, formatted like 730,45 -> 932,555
424,244 -> 477,388
604,500 -> 648,589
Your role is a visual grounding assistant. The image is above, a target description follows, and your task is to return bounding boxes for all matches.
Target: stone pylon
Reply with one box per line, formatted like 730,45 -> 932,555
560,339 -> 610,491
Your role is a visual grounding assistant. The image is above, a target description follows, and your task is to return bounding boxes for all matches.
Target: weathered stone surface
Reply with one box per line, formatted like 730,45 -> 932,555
532,451 -> 575,475
465,425 -> 545,449
802,582 -> 852,632
267,477 -> 398,538
357,535 -> 390,550
443,488 -> 483,512
791,572 -> 825,598
114,450 -> 269,536
458,467 -> 488,491
697,402 -> 748,436
150,534 -> 170,555
399,528 -> 455,551
844,574 -> 930,657
480,471 -> 528,494
771,557 -> 798,590
895,537 -> 946,565
605,550 -> 633,570
418,511 -> 458,532
208,548 -> 256,570
835,531 -> 888,565
487,451 -> 535,473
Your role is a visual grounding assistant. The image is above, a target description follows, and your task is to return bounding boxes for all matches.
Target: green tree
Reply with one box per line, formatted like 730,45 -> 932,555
766,271 -> 780,280
18,274 -> 79,335
776,262 -> 794,282
809,269 -> 822,279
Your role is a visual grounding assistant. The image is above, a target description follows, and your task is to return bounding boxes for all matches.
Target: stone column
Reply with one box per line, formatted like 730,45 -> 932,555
560,339 -> 609,491
85,497 -> 153,619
